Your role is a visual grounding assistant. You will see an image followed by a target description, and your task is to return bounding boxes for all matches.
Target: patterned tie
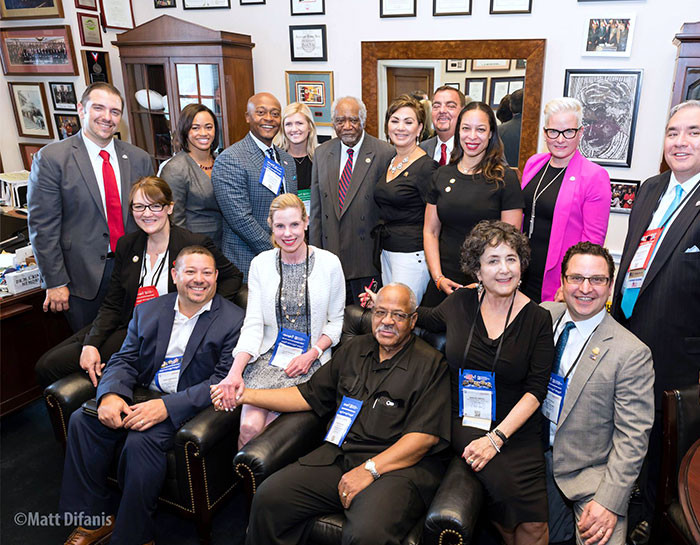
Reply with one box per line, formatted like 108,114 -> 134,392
553,321 -> 576,375
620,184 -> 684,319
338,148 -> 354,211
266,148 -> 276,162
98,150 -> 124,252
439,143 -> 447,166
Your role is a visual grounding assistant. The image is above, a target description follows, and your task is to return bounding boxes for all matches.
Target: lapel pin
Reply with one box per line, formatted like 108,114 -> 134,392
122,154 -> 128,159
445,186 -> 452,192
365,157 -> 371,163
569,176 -> 576,181
592,347 -> 600,355
284,160 -> 288,165
403,171 -> 409,177
449,178 -> 456,184
132,255 -> 139,262
696,200 -> 700,206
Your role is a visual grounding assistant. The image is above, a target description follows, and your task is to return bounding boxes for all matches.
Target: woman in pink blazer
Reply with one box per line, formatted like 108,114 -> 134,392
520,98 -> 611,302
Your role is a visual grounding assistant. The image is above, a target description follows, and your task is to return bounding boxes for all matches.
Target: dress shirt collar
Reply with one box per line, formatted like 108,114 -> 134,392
669,170 -> 700,197
174,296 -> 213,322
557,308 -> 606,339
360,333 -> 414,371
340,131 -> 366,157
249,131 -> 276,156
82,129 -> 117,161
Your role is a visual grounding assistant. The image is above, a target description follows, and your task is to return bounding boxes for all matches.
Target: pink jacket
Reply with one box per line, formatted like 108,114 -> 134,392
521,150 -> 611,302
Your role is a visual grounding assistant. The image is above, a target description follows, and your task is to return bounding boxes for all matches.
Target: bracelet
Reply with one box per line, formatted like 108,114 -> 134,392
312,345 -> 323,359
492,428 -> 508,447
435,275 -> 445,290
485,431 -> 501,453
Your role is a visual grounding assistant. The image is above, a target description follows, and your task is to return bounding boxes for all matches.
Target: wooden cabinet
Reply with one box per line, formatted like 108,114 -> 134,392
113,15 -> 255,166
671,22 -> 700,105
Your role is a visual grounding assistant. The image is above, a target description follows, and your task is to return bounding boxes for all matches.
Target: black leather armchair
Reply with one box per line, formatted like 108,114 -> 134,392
234,303 -> 484,544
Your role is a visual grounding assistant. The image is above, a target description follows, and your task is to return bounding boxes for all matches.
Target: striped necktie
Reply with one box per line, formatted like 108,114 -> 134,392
338,148 -> 354,211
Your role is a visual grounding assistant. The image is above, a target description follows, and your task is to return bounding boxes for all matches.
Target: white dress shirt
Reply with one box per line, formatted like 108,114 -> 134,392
431,136 -> 454,163
140,250 -> 169,296
82,130 -> 122,213
339,131 -> 365,176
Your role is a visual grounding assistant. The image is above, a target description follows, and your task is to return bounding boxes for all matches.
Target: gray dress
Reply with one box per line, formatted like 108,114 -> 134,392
243,253 -> 321,388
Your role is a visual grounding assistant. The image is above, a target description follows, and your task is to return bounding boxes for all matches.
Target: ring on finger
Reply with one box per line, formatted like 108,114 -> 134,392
140,419 -> 145,425
342,492 -> 348,498
467,458 -> 475,465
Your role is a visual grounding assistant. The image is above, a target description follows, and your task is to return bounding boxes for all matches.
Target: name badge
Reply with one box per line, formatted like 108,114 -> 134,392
135,285 -> 159,306
624,228 -> 662,289
297,188 -> 311,222
324,395 -> 363,446
459,369 -> 496,431
542,373 -> 568,424
153,355 -> 182,394
258,157 -> 285,195
269,328 -> 310,369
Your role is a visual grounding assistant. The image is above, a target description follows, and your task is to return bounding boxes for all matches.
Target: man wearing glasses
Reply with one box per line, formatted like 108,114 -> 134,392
541,242 -> 654,545
212,283 -> 450,545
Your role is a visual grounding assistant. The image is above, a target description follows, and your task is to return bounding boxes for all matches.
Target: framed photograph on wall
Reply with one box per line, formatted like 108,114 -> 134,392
290,0 -> 324,15
8,82 -> 54,139
444,82 -> 461,91
0,0 -> 64,20
0,26 -> 78,76
155,0 -> 176,6
490,0 -> 532,14
380,0 -> 416,18
564,69 -> 642,168
471,59 -> 511,71
82,50 -> 112,85
583,16 -> 635,57
77,12 -> 103,47
465,77 -> 488,102
433,0 -> 471,16
99,0 -> 135,29
610,179 -> 639,213
489,76 -> 524,108
446,59 -> 467,72
289,24 -> 327,62
49,81 -> 78,111
54,113 -> 81,140
18,143 -> 46,171
285,70 -> 334,126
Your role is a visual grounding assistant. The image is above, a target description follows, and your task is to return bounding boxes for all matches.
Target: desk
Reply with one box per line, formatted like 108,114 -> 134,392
679,438 -> 700,544
0,288 -> 72,416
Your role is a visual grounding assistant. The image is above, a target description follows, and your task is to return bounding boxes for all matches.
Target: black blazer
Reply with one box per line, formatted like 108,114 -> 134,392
611,170 -> 700,399
84,224 -> 243,348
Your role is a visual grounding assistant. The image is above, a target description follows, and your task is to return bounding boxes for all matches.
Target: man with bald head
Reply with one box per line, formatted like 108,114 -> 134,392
212,92 -> 297,279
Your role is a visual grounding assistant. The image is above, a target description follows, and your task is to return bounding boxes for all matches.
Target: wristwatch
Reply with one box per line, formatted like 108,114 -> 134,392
364,458 -> 381,480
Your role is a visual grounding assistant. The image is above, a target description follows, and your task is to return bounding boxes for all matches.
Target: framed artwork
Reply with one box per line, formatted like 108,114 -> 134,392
490,0 -> 532,14
77,12 -> 103,47
465,77 -> 488,103
444,82 -> 461,91
0,26 -> 78,76
489,77 -> 524,108
81,50 -> 112,85
610,179 -> 639,213
54,113 -> 81,140
583,17 -> 635,57
75,0 -> 98,10
18,143 -> 45,171
49,81 -> 78,110
289,24 -> 327,62
433,0 -> 471,16
99,0 -> 134,30
183,0 -> 230,6
291,0 -> 324,15
0,0 -> 64,20
285,71 -> 334,126
445,59 -> 467,72
380,0 -> 416,18
564,69 -> 642,168
239,0 -> 263,4
154,0 -> 176,6
8,82 -> 54,139
471,59 -> 511,71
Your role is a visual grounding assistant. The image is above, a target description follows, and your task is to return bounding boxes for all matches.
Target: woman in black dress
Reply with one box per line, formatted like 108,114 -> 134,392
423,101 -> 524,307
374,94 -> 437,303
418,220 -> 554,545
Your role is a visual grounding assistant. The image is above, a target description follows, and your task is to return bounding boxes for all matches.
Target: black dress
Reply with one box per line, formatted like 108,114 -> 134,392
423,165 -> 524,306
293,155 -> 312,191
417,288 -> 554,528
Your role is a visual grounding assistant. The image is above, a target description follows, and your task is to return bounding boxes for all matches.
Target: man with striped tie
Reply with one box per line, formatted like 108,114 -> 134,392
310,96 -> 394,304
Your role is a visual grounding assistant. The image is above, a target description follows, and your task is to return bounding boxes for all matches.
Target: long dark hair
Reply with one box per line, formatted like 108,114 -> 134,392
450,101 -> 507,183
176,103 -> 219,155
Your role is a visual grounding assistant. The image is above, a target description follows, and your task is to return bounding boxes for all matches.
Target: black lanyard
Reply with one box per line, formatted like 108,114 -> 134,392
552,314 -> 601,381
138,250 -> 167,289
276,245 -> 310,337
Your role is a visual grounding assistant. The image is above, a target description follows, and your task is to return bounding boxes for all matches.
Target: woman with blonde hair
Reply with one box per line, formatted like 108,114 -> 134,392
274,102 -> 319,192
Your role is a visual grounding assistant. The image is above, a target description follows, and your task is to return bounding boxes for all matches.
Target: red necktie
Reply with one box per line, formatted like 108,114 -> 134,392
338,148 -> 354,211
439,143 -> 447,166
99,150 -> 124,252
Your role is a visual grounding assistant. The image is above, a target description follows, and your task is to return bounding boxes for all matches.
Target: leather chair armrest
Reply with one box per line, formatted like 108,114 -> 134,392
44,372 -> 96,445
424,457 -> 484,545
175,406 -> 241,455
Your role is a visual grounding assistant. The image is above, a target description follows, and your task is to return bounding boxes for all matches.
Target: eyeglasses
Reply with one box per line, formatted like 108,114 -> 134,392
564,274 -> 610,286
131,203 -> 165,213
372,309 -> 415,322
543,127 -> 582,139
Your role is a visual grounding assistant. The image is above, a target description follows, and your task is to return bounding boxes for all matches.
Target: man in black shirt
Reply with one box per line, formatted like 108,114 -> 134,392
212,283 -> 450,545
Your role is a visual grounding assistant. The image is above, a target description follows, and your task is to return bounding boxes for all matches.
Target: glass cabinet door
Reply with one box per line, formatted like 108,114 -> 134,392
175,63 -> 224,151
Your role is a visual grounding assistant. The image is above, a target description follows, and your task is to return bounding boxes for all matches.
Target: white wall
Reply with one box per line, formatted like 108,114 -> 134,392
1,0 -> 694,254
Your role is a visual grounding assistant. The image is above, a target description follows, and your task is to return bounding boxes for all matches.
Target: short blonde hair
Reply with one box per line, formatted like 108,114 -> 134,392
544,97 -> 583,127
267,193 -> 308,248
273,102 -> 319,159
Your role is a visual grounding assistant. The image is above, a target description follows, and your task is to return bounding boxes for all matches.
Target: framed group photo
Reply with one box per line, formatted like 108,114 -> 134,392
610,179 -> 639,213
0,26 -> 78,76
289,24 -> 327,62
8,81 -> 55,139
564,68 -> 642,167
54,113 -> 81,140
49,81 -> 78,110
290,0 -> 324,15
81,49 -> 112,85
0,0 -> 64,20
583,16 -> 635,57
285,70 -> 334,126
154,0 -> 176,6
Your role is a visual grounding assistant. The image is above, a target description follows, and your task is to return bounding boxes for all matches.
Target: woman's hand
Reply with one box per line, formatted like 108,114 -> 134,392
358,287 -> 377,309
438,277 -> 463,295
462,435 -> 501,472
211,372 -> 245,411
285,350 -> 318,378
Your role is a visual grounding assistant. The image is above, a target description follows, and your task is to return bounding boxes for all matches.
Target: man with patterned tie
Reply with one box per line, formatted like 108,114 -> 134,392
542,242 -> 654,545
28,82 -> 152,332
310,96 -> 394,303
611,100 -> 700,544
420,86 -> 467,165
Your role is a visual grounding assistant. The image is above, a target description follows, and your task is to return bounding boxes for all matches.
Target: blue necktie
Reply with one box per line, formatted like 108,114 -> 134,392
553,322 -> 576,375
621,185 -> 684,319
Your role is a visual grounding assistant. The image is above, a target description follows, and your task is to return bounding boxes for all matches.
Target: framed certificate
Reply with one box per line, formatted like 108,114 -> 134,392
433,0 -> 471,16
290,0 -> 324,15
77,12 -> 103,47
490,0 -> 532,14
99,0 -> 135,30
289,25 -> 327,62
380,0 -> 416,18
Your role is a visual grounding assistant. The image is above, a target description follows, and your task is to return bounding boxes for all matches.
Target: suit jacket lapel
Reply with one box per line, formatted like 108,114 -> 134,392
341,136 -> 374,217
114,140 -> 135,227
74,134 -> 107,222
179,299 -> 217,381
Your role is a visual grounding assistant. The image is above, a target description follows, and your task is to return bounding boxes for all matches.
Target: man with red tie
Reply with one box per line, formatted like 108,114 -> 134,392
420,86 -> 467,166
28,82 -> 152,331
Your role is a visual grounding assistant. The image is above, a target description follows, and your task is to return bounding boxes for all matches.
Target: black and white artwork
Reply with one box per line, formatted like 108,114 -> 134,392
564,69 -> 642,168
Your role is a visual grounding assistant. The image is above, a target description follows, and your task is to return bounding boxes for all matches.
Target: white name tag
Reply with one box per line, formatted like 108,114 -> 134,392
153,356 -> 182,394
259,157 -> 285,195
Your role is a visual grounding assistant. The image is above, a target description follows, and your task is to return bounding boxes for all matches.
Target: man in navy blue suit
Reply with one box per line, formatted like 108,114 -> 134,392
58,245 -> 244,545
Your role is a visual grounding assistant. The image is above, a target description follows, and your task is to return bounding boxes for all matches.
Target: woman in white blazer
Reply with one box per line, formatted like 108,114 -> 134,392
216,193 -> 345,448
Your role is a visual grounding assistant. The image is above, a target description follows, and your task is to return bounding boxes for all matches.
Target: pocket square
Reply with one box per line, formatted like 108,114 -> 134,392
685,245 -> 700,253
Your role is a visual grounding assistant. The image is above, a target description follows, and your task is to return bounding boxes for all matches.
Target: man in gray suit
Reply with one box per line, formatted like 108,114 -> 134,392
309,96 -> 393,303
212,92 -> 296,280
541,242 -> 654,545
27,82 -> 152,332
500,88 -> 523,167
420,86 -> 466,165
